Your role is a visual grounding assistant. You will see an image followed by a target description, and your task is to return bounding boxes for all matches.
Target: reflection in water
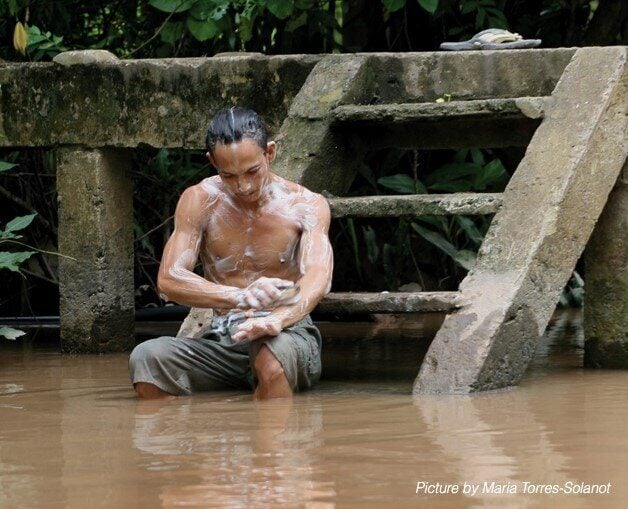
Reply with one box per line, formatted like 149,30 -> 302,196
0,310 -> 627,508
133,397 -> 332,508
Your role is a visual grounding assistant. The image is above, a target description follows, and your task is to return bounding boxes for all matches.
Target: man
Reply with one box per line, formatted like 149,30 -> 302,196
129,106 -> 333,399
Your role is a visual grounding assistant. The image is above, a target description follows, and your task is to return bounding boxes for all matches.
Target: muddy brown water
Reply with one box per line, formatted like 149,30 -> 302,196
1,310 -> 627,508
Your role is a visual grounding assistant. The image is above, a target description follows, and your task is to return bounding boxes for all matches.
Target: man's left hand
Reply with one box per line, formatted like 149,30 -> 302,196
232,316 -> 283,342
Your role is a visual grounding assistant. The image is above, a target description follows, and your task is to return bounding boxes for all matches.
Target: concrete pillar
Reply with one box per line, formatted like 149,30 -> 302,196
584,165 -> 627,368
56,148 -> 134,352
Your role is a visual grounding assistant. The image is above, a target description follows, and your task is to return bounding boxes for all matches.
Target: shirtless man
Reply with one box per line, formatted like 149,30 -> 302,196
129,106 -> 333,399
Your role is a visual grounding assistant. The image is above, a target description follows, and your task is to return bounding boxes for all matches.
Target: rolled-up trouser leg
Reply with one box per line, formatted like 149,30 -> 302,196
129,336 -> 252,395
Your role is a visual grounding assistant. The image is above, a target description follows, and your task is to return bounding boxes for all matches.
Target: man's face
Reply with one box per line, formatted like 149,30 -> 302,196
207,138 -> 275,204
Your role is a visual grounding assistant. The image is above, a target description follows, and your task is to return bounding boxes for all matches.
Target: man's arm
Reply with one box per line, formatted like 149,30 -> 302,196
157,185 -> 241,309
232,195 -> 333,341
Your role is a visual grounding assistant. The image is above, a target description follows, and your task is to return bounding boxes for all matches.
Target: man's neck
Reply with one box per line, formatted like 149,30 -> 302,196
232,173 -> 276,212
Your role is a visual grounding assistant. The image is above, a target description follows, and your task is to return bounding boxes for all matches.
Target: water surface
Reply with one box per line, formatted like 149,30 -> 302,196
1,310 -> 626,508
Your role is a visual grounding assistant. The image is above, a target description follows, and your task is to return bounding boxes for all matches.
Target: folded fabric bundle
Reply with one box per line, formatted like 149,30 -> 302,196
440,28 -> 541,51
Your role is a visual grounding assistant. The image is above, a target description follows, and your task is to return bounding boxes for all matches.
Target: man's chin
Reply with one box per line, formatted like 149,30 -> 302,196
238,191 -> 259,201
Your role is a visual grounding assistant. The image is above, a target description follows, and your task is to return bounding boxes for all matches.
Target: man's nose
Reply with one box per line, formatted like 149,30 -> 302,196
237,177 -> 251,193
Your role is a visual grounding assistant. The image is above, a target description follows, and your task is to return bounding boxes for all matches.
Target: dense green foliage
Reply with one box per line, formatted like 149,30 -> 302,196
1,0 -> 624,62
1,0 -> 614,316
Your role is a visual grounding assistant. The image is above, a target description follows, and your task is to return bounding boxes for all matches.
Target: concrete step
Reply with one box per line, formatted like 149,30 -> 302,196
328,193 -> 502,218
317,291 -> 459,314
331,97 -> 547,125
330,97 -> 548,149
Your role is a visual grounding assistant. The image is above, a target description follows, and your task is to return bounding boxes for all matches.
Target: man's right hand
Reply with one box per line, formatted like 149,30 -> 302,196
235,277 -> 296,310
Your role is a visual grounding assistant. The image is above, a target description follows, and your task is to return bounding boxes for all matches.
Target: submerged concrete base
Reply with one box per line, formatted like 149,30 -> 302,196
57,148 -> 134,353
584,165 -> 628,368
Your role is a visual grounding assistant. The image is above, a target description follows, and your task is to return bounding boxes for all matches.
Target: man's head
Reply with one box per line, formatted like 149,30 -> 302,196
205,106 -> 276,203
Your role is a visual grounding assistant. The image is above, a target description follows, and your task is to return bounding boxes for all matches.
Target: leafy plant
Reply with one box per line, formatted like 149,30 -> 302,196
0,160 -> 37,339
145,0 -> 341,53
26,25 -> 67,61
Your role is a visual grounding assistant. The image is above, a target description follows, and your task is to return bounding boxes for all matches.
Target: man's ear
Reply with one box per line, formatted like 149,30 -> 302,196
206,151 -> 217,169
266,141 -> 276,163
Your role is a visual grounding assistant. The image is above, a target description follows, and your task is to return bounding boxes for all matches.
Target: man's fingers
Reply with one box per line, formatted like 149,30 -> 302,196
253,287 -> 274,307
244,292 -> 261,309
232,331 -> 245,341
260,283 -> 282,300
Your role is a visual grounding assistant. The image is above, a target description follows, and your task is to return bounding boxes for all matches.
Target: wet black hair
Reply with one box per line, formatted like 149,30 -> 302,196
205,106 -> 268,155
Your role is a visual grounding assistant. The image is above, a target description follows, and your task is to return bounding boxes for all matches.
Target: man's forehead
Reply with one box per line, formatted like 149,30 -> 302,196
215,138 -> 263,155
213,139 -> 265,170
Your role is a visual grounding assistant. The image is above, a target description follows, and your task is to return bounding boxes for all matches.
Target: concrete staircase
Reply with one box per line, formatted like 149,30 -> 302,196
270,46 -> 627,394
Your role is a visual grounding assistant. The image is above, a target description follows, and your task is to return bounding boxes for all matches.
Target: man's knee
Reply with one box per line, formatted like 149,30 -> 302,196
129,338 -> 178,398
254,345 -> 287,385
129,337 -> 170,369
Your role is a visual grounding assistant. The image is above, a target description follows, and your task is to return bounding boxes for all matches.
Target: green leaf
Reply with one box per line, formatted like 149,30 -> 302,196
0,251 -> 35,273
377,174 -> 415,194
267,0 -> 294,20
453,249 -> 476,270
186,16 -> 220,41
160,21 -> 185,44
4,214 -> 36,234
473,158 -> 507,190
455,216 -> 484,246
149,0 -> 196,13
425,162 -> 480,186
470,148 -> 485,166
417,0 -> 439,14
189,0 -> 215,20
286,11 -> 307,32
383,0 -> 406,13
0,326 -> 26,340
412,223 -> 474,270
475,9 -> 486,28
461,1 -> 477,15
415,215 -> 448,229
0,161 -> 17,172
237,15 -> 255,43
412,222 -> 458,258
415,180 -> 428,194
8,0 -> 19,16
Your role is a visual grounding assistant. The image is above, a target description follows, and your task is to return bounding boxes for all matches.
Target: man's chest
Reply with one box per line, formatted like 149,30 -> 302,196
201,207 -> 303,272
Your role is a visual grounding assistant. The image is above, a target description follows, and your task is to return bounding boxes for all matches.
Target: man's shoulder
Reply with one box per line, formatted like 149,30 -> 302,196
180,177 -> 222,204
276,176 -> 326,205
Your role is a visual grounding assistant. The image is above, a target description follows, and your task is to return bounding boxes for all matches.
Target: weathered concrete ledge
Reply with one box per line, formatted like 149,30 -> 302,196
317,292 -> 459,314
331,98 -> 546,124
363,48 -> 575,103
1,49 -> 574,151
0,54 -> 320,148
329,193 -> 502,217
